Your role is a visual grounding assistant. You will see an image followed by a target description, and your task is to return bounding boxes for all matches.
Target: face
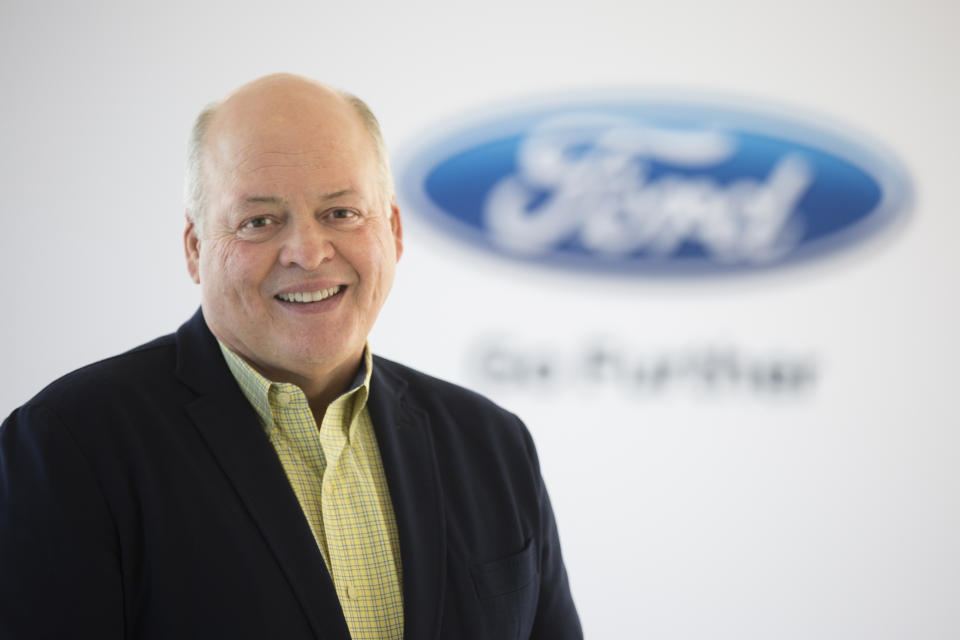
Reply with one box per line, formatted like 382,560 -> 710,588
184,79 -> 402,387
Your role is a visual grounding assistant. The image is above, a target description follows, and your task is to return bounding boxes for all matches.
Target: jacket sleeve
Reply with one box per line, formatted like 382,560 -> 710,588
0,404 -> 123,639
520,425 -> 584,639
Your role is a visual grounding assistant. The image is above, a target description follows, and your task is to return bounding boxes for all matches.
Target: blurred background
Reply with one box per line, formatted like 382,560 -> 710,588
1,1 -> 957,637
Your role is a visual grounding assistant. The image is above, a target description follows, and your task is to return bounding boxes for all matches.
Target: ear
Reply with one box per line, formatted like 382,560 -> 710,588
389,197 -> 403,261
184,212 -> 201,284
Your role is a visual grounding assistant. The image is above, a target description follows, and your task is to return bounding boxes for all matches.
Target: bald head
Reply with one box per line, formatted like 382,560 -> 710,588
184,74 -> 393,229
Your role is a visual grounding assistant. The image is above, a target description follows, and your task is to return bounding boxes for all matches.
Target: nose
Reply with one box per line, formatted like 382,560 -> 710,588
277,219 -> 335,270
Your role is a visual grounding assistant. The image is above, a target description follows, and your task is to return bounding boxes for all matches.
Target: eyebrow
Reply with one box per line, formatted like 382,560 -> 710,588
244,196 -> 282,205
244,190 -> 357,206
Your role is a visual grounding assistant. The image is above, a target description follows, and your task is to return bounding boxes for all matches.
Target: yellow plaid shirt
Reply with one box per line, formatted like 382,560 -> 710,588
219,343 -> 404,639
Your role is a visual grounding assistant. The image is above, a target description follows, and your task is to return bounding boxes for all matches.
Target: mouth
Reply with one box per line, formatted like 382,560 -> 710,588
275,285 -> 345,304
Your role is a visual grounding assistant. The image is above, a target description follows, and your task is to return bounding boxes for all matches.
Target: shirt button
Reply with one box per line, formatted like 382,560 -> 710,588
275,391 -> 292,406
347,584 -> 359,600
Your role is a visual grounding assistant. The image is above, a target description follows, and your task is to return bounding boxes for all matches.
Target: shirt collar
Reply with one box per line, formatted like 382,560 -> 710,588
218,341 -> 373,432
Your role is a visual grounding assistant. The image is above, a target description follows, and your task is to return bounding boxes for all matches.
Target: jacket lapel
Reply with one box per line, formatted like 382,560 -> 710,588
369,359 -> 447,640
175,310 -> 351,640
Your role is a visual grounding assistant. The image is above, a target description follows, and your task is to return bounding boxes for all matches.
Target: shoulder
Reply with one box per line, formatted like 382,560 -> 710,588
371,355 -> 538,466
1,331 -> 191,484
373,355 -> 521,423
13,332 -> 182,421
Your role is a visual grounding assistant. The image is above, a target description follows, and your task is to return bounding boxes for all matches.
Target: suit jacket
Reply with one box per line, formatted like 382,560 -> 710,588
0,309 -> 581,639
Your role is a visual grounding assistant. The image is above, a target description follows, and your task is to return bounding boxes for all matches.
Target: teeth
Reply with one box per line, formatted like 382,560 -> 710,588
277,286 -> 342,303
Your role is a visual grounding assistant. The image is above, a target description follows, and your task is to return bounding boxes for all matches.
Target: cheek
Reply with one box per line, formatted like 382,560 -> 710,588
353,245 -> 389,288
364,238 -> 398,299
366,226 -> 399,265
201,242 -> 272,297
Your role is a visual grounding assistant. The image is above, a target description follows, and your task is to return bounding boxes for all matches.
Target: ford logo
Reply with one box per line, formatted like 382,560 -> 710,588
397,95 -> 911,274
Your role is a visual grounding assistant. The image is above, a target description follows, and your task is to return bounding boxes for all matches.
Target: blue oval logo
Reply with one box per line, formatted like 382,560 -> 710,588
397,94 -> 911,274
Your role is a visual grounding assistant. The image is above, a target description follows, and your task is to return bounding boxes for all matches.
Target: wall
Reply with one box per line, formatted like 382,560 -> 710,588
1,1 -> 957,637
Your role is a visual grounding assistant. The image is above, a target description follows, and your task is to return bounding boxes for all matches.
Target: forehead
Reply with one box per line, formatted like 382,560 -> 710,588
205,86 -> 377,188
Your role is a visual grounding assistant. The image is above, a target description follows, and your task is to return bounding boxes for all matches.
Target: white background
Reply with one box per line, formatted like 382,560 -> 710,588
1,1 -> 958,637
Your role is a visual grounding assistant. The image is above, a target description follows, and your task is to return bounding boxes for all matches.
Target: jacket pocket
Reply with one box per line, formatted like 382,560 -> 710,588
470,539 -> 538,599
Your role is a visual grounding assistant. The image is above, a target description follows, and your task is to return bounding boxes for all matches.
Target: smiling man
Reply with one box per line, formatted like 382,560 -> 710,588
0,74 -> 581,639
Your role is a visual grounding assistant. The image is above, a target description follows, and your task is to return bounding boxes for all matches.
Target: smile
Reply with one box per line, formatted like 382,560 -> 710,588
275,286 -> 343,303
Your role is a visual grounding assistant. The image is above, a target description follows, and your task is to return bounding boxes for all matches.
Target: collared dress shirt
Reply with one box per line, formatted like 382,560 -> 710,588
219,343 -> 403,639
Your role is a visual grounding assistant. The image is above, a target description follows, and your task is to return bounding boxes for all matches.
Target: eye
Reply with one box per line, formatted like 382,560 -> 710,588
236,215 -> 282,240
328,208 -> 358,220
243,216 -> 274,229
324,208 -> 363,227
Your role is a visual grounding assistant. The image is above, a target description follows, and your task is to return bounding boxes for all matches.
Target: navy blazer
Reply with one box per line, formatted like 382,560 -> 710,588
0,310 -> 581,639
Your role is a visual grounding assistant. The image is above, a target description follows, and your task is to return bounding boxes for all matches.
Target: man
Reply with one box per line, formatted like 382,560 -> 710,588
0,74 -> 581,639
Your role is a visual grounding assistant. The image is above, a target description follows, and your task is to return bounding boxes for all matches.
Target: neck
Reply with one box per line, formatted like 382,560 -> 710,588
247,352 -> 364,424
